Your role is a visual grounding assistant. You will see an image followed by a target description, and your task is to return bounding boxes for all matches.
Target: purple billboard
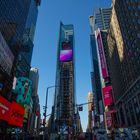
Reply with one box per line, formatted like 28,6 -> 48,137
60,50 -> 73,62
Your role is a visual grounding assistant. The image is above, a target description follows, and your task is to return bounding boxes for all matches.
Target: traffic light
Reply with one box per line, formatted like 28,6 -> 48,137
43,119 -> 46,126
78,106 -> 83,111
91,103 -> 94,111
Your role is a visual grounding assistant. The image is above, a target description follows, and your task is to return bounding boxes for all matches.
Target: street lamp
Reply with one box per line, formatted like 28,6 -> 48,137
43,85 -> 59,127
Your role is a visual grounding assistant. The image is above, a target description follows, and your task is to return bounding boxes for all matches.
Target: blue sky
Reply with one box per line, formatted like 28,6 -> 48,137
32,0 -> 111,131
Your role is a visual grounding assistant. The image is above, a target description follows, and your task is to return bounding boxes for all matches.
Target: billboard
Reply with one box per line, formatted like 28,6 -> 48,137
24,104 -> 30,119
14,77 -> 32,105
102,86 -> 113,106
105,111 -> 112,128
96,29 -> 108,79
0,32 -> 14,75
62,42 -> 71,50
0,96 -> 11,122
8,101 -> 25,127
60,50 -> 73,62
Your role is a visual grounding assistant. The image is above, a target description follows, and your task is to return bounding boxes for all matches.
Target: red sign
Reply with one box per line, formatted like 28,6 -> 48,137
102,86 -> 113,106
96,29 -> 108,79
8,102 -> 25,127
0,96 -> 11,121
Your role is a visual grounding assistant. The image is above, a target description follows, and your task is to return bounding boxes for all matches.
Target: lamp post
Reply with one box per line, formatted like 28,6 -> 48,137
43,85 -> 59,127
42,85 -> 60,140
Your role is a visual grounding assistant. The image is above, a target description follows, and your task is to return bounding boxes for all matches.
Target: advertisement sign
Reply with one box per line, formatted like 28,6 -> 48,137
0,96 -> 11,121
105,111 -> 112,128
62,42 -> 71,50
14,77 -> 32,105
24,105 -> 30,119
8,101 -> 25,127
60,50 -> 73,62
0,32 -> 14,75
96,29 -> 108,79
102,86 -> 113,106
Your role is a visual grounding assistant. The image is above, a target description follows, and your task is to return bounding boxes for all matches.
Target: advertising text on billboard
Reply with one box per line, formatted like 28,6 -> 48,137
0,96 -> 11,121
8,102 -> 25,127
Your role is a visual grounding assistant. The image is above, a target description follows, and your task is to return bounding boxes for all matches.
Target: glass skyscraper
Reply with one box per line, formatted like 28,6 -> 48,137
89,7 -> 112,127
54,22 -> 76,132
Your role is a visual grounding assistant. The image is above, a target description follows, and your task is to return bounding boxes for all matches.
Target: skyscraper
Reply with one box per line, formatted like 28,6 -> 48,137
0,0 -> 31,98
89,7 -> 112,127
0,0 -> 41,98
107,0 -> 140,129
54,22 -> 76,131
0,0 -> 40,133
87,92 -> 93,132
93,8 -> 112,31
16,0 -> 40,77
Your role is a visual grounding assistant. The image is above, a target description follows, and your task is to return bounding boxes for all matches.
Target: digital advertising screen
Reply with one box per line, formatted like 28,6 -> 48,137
102,85 -> 113,106
8,101 -> 25,127
96,30 -> 108,79
0,96 -> 11,122
14,77 -> 32,105
60,50 -> 73,62
62,42 -> 71,50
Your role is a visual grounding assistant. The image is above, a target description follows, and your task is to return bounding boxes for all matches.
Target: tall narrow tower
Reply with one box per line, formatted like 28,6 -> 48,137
54,22 -> 76,130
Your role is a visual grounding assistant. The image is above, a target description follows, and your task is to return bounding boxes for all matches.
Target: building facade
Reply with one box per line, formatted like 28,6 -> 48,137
54,22 -> 76,132
89,7 -> 112,127
107,0 -> 140,129
29,67 -> 40,135
0,0 -> 41,134
0,0 -> 31,99
87,92 -> 93,132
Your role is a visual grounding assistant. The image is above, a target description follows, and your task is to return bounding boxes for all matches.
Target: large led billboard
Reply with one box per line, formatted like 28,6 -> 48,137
62,42 -> 71,50
96,29 -> 108,79
104,111 -> 112,128
0,96 -> 11,122
102,85 -> 113,106
60,50 -> 73,62
14,77 -> 32,105
8,101 -> 25,127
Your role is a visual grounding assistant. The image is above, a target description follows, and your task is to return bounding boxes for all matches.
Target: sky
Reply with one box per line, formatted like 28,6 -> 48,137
32,0 -> 111,131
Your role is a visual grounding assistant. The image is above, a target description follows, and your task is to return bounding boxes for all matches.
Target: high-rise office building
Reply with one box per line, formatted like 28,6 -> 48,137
89,7 -> 112,126
29,68 -> 39,96
93,8 -> 112,31
29,68 -> 40,133
16,0 -> 40,77
87,92 -> 93,132
0,0 -> 40,133
54,22 -> 76,130
107,0 -> 140,128
0,0 -> 40,98
0,0 -> 31,98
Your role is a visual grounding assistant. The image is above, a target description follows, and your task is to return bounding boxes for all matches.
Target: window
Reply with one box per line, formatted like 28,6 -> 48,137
138,5 -> 140,10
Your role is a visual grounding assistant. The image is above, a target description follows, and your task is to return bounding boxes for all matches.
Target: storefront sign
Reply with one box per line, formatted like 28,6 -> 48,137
8,102 -> 25,127
0,96 -> 11,121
